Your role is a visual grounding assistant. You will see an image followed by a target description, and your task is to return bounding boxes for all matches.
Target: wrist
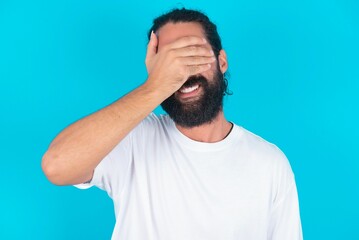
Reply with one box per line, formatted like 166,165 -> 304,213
142,77 -> 174,100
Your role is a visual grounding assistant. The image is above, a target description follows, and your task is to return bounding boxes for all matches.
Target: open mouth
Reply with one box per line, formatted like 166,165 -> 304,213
179,84 -> 199,93
177,83 -> 201,99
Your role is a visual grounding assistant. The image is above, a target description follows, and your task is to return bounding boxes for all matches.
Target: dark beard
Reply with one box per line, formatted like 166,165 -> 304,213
161,66 -> 225,128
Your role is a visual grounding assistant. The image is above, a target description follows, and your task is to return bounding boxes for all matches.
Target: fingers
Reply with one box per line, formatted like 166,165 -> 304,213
168,37 -> 216,77
187,64 -> 212,76
168,36 -> 207,49
175,45 -> 214,57
145,31 -> 158,61
180,56 -> 216,65
144,35 -> 215,94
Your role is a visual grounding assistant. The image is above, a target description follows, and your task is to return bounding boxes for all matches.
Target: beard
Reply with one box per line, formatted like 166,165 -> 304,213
161,65 -> 225,128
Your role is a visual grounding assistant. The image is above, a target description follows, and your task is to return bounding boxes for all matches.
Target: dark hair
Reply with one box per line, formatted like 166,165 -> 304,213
147,8 -> 232,96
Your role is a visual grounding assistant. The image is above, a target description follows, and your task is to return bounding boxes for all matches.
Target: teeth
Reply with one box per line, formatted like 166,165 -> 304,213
179,84 -> 199,93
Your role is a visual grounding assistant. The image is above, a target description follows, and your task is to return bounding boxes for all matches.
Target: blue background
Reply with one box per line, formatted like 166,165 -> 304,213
1,0 -> 358,239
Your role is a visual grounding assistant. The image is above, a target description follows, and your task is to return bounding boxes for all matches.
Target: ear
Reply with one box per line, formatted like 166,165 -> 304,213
218,49 -> 228,74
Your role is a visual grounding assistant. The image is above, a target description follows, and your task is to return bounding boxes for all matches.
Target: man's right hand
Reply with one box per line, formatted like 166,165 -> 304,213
144,31 -> 216,97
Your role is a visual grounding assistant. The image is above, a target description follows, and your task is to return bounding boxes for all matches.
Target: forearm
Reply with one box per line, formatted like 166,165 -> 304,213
42,33 -> 212,186
42,82 -> 167,185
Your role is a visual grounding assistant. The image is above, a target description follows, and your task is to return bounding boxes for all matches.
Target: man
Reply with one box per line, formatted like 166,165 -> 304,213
42,8 -> 303,240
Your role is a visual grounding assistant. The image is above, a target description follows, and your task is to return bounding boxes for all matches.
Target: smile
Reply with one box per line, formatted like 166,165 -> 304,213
177,84 -> 201,99
179,84 -> 199,93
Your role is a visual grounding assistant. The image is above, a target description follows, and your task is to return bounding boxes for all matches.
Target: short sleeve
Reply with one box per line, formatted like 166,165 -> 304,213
267,148 -> 303,239
73,129 -> 134,199
268,179 -> 303,239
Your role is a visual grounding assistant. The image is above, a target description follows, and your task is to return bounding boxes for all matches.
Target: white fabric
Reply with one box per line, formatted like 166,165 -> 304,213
74,113 -> 303,240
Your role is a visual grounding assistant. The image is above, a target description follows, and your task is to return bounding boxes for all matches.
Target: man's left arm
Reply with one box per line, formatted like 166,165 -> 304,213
268,178 -> 303,240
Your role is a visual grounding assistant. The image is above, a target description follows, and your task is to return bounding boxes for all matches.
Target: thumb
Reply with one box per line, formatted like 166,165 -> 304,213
146,31 -> 158,61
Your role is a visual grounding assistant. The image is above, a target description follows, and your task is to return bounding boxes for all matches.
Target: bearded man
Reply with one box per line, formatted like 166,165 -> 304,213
42,8 -> 303,240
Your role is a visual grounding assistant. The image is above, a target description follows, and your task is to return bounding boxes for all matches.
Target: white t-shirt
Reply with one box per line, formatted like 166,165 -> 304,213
74,113 -> 303,240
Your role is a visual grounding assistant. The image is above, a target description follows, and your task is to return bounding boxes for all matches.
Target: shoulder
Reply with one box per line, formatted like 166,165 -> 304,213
238,126 -> 296,198
237,126 -> 293,175
130,113 -> 172,137
239,127 -> 286,159
135,113 -> 170,129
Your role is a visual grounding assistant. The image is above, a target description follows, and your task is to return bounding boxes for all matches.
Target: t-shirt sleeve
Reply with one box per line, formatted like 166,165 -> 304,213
73,113 -> 158,198
73,127 -> 135,199
267,149 -> 303,240
268,179 -> 303,240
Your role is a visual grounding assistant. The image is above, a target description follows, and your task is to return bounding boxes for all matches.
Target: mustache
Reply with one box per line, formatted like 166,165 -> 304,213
182,75 -> 208,88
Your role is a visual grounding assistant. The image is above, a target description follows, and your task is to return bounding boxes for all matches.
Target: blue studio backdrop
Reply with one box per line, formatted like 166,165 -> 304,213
0,0 -> 358,239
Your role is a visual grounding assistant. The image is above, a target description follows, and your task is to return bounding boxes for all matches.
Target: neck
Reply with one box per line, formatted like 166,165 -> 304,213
175,111 -> 233,143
